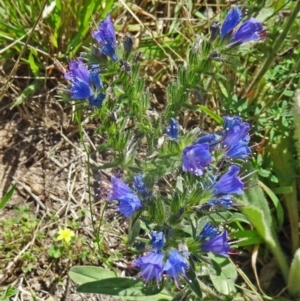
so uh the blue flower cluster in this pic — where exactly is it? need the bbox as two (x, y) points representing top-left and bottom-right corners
(64, 14), (118, 107)
(133, 226), (230, 286)
(180, 116), (251, 172)
(218, 5), (266, 45)
(133, 231), (189, 288)
(167, 115), (249, 212)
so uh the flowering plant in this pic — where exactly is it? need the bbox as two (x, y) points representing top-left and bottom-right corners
(60, 6), (290, 300)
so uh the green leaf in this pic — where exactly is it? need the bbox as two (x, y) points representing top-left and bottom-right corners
(198, 105), (223, 124)
(77, 277), (165, 297)
(208, 254), (237, 295)
(128, 218), (141, 245)
(69, 266), (116, 285)
(258, 180), (284, 230)
(229, 229), (264, 247)
(272, 186), (293, 194)
(0, 184), (16, 210)
(239, 163), (289, 281)
(13, 81), (42, 107)
(288, 248), (300, 298)
(0, 285), (18, 301)
(28, 50), (39, 76)
(185, 257), (202, 298)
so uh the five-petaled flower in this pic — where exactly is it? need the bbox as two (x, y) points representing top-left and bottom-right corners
(163, 249), (189, 288)
(109, 176), (142, 218)
(233, 18), (264, 44)
(220, 5), (265, 45)
(212, 165), (244, 195)
(65, 59), (105, 108)
(182, 143), (212, 176)
(221, 5), (243, 38)
(201, 230), (230, 257)
(222, 116), (251, 159)
(133, 251), (164, 286)
(57, 228), (75, 243)
(92, 14), (118, 62)
(198, 222), (218, 240)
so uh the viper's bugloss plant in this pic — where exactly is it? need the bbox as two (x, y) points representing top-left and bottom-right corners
(61, 7), (274, 300)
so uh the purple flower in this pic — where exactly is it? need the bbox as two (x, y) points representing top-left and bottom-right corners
(212, 165), (244, 195)
(182, 143), (212, 176)
(196, 134), (221, 151)
(222, 116), (251, 158)
(65, 59), (90, 83)
(69, 79), (93, 100)
(223, 116), (243, 130)
(65, 60), (104, 108)
(199, 222), (218, 240)
(196, 195), (235, 212)
(233, 18), (263, 44)
(151, 231), (164, 251)
(222, 117), (250, 148)
(133, 174), (151, 198)
(133, 251), (164, 285)
(163, 249), (189, 288)
(226, 138), (251, 159)
(201, 231), (230, 257)
(92, 14), (118, 62)
(166, 118), (179, 140)
(221, 5), (243, 38)
(109, 176), (142, 218)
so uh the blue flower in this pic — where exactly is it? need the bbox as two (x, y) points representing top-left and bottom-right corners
(222, 116), (250, 148)
(222, 116), (251, 159)
(69, 79), (93, 100)
(65, 59), (90, 83)
(163, 249), (189, 288)
(133, 174), (151, 198)
(65, 60), (104, 108)
(226, 138), (251, 159)
(201, 231), (230, 257)
(166, 118), (179, 140)
(212, 165), (244, 195)
(133, 251), (164, 285)
(109, 176), (142, 218)
(221, 5), (243, 38)
(88, 93), (105, 108)
(89, 64), (103, 90)
(196, 133), (221, 151)
(182, 143), (212, 176)
(233, 18), (263, 44)
(151, 231), (165, 251)
(199, 222), (218, 240)
(92, 14), (118, 62)
(196, 195), (235, 212)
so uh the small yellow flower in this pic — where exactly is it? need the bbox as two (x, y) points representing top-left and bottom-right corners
(57, 228), (75, 243)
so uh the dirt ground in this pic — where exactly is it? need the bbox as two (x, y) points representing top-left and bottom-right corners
(0, 85), (126, 300)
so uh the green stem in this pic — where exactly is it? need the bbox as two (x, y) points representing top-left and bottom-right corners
(245, 0), (300, 97)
